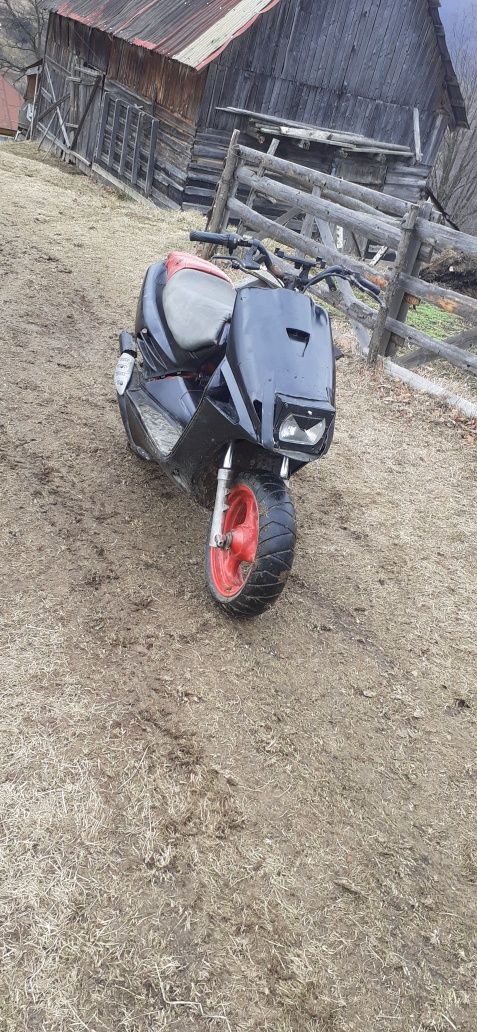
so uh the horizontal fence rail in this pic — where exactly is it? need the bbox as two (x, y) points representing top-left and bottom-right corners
(203, 134), (477, 384)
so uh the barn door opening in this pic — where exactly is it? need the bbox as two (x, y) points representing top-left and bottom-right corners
(34, 58), (103, 165)
(68, 66), (104, 164)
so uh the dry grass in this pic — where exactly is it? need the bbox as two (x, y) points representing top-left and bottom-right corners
(0, 142), (476, 1032)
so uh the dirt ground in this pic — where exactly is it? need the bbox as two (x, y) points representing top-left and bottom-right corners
(0, 144), (476, 1032)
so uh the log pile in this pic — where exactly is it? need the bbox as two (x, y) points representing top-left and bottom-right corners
(422, 249), (477, 299)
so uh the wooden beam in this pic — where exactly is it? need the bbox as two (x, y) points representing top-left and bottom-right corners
(202, 129), (241, 257)
(145, 118), (159, 196)
(396, 328), (477, 370)
(253, 122), (413, 155)
(416, 218), (477, 259)
(131, 111), (144, 186)
(413, 108), (422, 163)
(218, 108), (412, 153)
(238, 145), (411, 218)
(383, 359), (477, 419)
(367, 207), (420, 364)
(384, 318), (477, 375)
(398, 274), (477, 324)
(107, 100), (121, 167)
(227, 197), (389, 291)
(34, 91), (69, 125)
(236, 167), (403, 248)
(119, 104), (133, 177)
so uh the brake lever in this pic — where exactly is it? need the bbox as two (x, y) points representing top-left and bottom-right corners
(349, 276), (384, 306)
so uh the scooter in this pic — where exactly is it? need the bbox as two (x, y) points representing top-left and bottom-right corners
(115, 231), (380, 616)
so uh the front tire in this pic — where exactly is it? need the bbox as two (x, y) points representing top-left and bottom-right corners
(205, 472), (296, 617)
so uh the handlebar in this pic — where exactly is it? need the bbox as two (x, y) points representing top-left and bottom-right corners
(307, 265), (381, 299)
(354, 274), (381, 298)
(190, 230), (275, 271)
(189, 231), (381, 298)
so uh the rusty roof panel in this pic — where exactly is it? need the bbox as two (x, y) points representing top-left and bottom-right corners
(44, 0), (283, 69)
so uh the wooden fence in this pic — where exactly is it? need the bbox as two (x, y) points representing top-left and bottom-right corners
(203, 132), (477, 384)
(33, 56), (194, 208)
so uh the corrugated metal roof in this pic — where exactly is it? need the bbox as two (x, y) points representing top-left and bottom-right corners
(45, 0), (282, 70)
(41, 0), (468, 128)
(175, 0), (281, 69)
(0, 75), (22, 133)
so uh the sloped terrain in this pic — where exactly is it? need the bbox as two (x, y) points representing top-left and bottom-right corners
(0, 144), (476, 1032)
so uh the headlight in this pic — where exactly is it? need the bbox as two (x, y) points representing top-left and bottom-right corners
(279, 414), (326, 446)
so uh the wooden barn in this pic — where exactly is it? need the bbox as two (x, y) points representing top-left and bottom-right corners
(34, 0), (467, 210)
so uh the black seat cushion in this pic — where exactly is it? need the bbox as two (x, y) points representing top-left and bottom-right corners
(162, 269), (236, 351)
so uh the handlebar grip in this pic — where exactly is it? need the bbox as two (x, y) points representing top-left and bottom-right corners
(189, 231), (228, 245)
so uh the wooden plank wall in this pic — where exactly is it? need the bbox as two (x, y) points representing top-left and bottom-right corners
(183, 130), (433, 213)
(199, 0), (449, 152)
(95, 88), (196, 207)
(36, 15), (203, 208)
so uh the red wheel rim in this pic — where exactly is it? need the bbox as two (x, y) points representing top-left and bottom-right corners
(210, 484), (259, 598)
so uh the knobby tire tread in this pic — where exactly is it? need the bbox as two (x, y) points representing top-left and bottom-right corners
(205, 472), (296, 617)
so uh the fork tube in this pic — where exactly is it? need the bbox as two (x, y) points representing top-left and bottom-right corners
(209, 445), (234, 548)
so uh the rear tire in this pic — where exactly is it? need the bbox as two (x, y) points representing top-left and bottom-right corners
(205, 472), (296, 617)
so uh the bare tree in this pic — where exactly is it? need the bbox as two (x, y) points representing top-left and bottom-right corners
(0, 0), (46, 76)
(431, 10), (477, 232)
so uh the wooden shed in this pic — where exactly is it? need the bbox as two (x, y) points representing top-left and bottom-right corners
(0, 75), (22, 138)
(34, 0), (467, 209)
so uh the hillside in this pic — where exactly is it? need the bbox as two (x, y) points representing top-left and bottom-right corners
(1, 143), (476, 1032)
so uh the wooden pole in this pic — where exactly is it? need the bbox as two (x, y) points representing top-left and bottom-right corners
(238, 144), (411, 217)
(384, 359), (477, 419)
(238, 136), (279, 234)
(397, 274), (477, 324)
(236, 167), (403, 248)
(367, 206), (420, 364)
(202, 128), (241, 257)
(413, 108), (422, 164)
(385, 200), (434, 358)
(395, 327), (477, 370)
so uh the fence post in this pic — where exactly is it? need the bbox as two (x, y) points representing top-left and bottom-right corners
(367, 205), (420, 365)
(238, 136), (279, 234)
(202, 128), (241, 257)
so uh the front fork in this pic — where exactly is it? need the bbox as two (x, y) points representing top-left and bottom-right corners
(209, 446), (290, 549)
(209, 444), (234, 548)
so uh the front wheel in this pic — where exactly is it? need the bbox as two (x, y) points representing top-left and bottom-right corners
(205, 472), (296, 617)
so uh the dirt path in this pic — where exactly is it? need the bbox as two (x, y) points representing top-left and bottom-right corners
(1, 145), (476, 1032)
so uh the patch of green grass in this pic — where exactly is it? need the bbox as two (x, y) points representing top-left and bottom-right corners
(407, 301), (464, 341)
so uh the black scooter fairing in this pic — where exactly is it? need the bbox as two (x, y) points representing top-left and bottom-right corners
(121, 272), (336, 505)
(155, 287), (336, 497)
(227, 287), (335, 451)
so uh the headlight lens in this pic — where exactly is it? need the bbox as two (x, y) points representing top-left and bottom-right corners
(279, 414), (326, 446)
